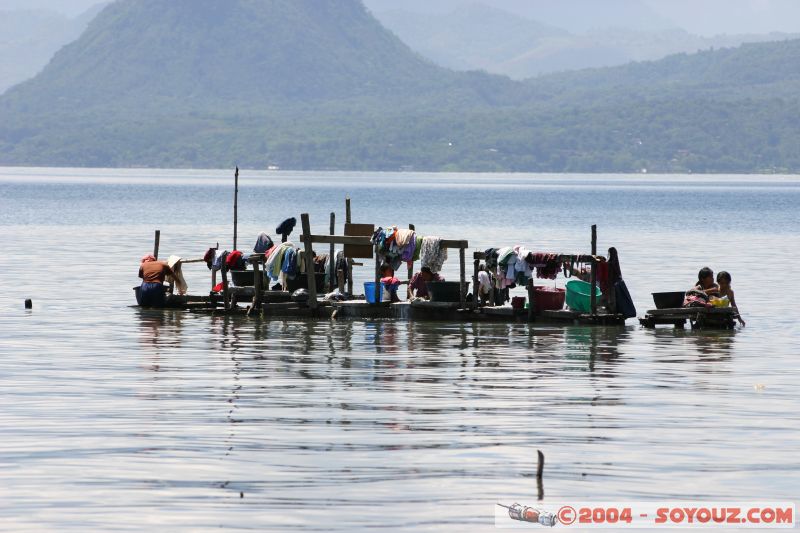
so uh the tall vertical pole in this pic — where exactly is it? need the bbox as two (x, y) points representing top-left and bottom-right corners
(459, 246), (466, 309)
(590, 225), (598, 316)
(473, 255), (480, 309)
(153, 229), (161, 260)
(233, 166), (239, 251)
(407, 224), (416, 299)
(345, 196), (353, 297)
(329, 212), (335, 293)
(374, 254), (382, 305)
(300, 214), (318, 312)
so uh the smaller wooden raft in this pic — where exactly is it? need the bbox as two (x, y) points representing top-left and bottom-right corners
(639, 307), (739, 329)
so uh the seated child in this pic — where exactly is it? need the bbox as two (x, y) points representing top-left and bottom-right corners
(379, 263), (405, 303)
(716, 271), (745, 326)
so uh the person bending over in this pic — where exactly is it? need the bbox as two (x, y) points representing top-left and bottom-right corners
(138, 255), (174, 307)
(407, 266), (442, 300)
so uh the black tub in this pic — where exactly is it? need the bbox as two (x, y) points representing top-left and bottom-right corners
(652, 291), (685, 309)
(427, 281), (469, 303)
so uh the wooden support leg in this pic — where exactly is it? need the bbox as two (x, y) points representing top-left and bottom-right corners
(527, 281), (536, 322)
(222, 263), (230, 312)
(249, 259), (262, 316)
(300, 214), (318, 313)
(472, 258), (480, 309)
(329, 212), (335, 293)
(459, 247), (466, 309)
(374, 254), (381, 304)
(590, 225), (598, 316)
(346, 197), (353, 297)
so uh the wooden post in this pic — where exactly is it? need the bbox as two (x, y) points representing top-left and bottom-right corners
(407, 224), (416, 281)
(459, 246), (466, 309)
(222, 260), (230, 311)
(537, 450), (545, 501)
(300, 213), (318, 311)
(329, 212), (335, 293)
(374, 253), (381, 304)
(233, 167), (239, 251)
(590, 225), (598, 316)
(251, 257), (262, 315)
(527, 280), (537, 322)
(345, 197), (353, 297)
(406, 223), (416, 299)
(153, 230), (160, 259)
(472, 257), (480, 309)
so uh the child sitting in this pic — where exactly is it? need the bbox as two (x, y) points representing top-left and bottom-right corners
(716, 271), (746, 326)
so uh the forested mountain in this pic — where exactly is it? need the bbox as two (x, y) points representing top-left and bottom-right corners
(0, 0), (799, 173)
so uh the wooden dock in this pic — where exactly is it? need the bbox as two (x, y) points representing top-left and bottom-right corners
(136, 199), (628, 327)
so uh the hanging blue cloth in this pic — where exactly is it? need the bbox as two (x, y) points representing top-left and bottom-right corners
(281, 247), (298, 280)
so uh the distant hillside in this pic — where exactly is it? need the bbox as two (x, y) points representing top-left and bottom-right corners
(376, 4), (567, 72)
(1, 0), (800, 173)
(0, 0), (502, 109)
(373, 3), (800, 79)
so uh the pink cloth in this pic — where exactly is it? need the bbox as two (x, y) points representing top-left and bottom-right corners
(141, 254), (156, 264)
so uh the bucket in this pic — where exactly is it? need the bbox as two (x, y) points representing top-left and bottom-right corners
(364, 282), (386, 304)
(427, 281), (468, 302)
(533, 286), (565, 312)
(565, 280), (602, 313)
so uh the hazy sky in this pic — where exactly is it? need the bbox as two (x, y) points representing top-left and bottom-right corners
(364, 0), (800, 36)
(646, 0), (800, 35)
(0, 0), (100, 16)
(4, 0), (800, 36)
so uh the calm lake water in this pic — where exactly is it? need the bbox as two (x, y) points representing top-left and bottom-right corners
(0, 168), (798, 531)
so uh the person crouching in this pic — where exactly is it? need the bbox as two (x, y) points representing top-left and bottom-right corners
(138, 255), (174, 307)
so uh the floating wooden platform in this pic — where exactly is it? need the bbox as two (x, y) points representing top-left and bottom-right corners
(639, 307), (738, 329)
(137, 289), (627, 325)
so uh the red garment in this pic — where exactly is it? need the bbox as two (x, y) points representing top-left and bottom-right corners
(225, 250), (243, 268)
(529, 252), (560, 280)
(597, 261), (610, 293)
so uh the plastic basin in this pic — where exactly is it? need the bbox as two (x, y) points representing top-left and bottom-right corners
(364, 282), (386, 304)
(534, 287), (565, 312)
(565, 280), (602, 313)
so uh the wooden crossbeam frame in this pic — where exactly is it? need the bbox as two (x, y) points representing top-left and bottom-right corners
(472, 225), (604, 319)
(300, 216), (469, 308)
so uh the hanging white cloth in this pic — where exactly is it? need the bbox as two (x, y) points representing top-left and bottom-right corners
(167, 255), (188, 295)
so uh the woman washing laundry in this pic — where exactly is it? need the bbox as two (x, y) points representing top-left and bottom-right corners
(407, 266), (443, 300)
(138, 255), (174, 307)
